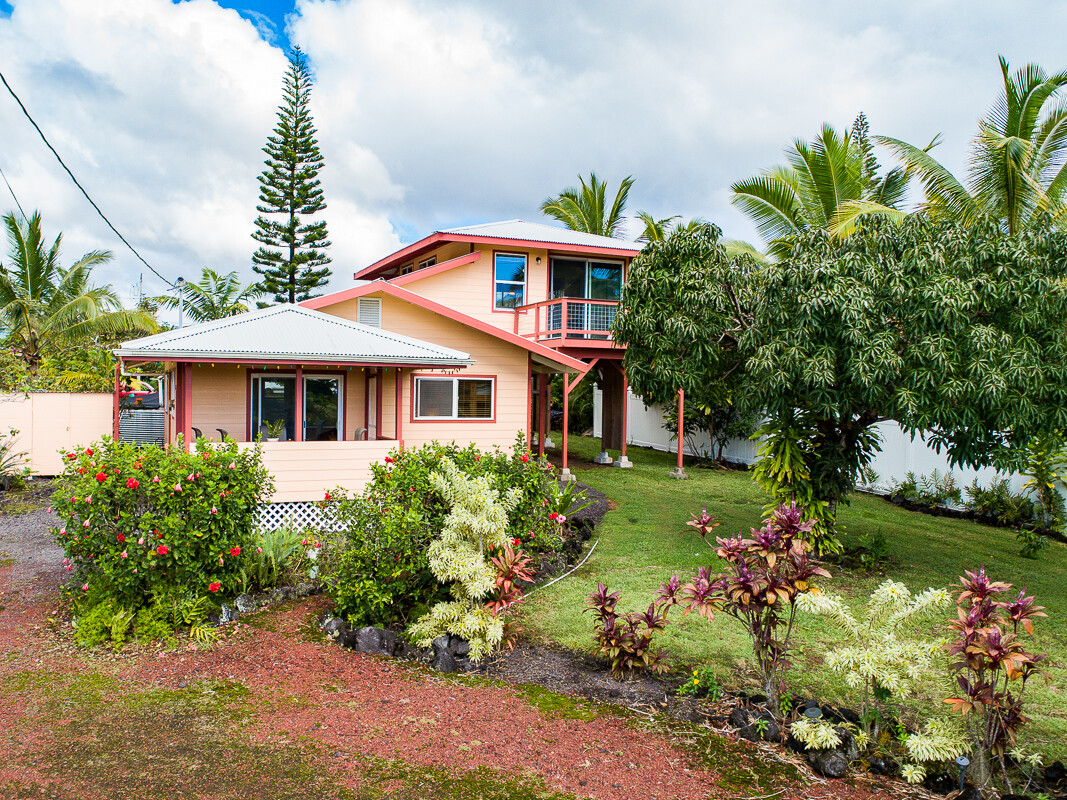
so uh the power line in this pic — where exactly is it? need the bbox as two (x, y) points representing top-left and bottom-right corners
(0, 163), (27, 223)
(0, 68), (175, 287)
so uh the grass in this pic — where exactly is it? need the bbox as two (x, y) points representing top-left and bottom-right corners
(525, 435), (1067, 760)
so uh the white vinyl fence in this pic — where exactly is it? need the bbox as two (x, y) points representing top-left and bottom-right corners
(594, 387), (1060, 503)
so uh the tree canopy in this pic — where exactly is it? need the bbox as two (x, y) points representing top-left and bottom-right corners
(152, 267), (261, 323)
(614, 217), (1067, 538)
(252, 46), (332, 303)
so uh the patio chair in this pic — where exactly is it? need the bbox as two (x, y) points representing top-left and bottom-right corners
(216, 428), (229, 440)
(191, 427), (202, 439)
(354, 427), (368, 441)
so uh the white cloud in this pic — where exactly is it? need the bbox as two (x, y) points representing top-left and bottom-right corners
(2, 0), (1067, 308)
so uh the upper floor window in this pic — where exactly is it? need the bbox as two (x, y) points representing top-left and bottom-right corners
(494, 253), (526, 310)
(418, 256), (437, 270)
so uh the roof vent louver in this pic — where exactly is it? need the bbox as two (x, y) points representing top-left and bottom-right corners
(357, 297), (382, 328)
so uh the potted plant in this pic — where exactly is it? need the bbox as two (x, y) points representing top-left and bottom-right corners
(265, 419), (286, 442)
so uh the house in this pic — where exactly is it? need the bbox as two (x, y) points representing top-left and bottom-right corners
(114, 220), (642, 513)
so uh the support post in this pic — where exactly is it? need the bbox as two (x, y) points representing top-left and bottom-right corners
(112, 359), (122, 441)
(294, 365), (303, 441)
(543, 373), (554, 449)
(614, 370), (632, 468)
(375, 369), (384, 441)
(560, 372), (575, 483)
(669, 388), (688, 479)
(395, 367), (403, 449)
(526, 366), (533, 450)
(537, 374), (546, 457)
(182, 363), (193, 452)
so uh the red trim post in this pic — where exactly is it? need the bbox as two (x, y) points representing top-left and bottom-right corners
(375, 369), (384, 441)
(561, 374), (570, 472)
(536, 375), (545, 457)
(677, 389), (684, 471)
(294, 365), (303, 441)
(620, 371), (629, 459)
(395, 367), (403, 449)
(112, 359), (121, 441)
(363, 370), (370, 434)
(526, 357), (533, 449)
(182, 363), (193, 451)
(341, 369), (348, 441)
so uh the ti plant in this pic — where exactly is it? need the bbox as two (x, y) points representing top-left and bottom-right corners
(796, 579), (951, 741)
(486, 544), (535, 651)
(944, 567), (1047, 791)
(666, 501), (830, 714)
(584, 581), (677, 678)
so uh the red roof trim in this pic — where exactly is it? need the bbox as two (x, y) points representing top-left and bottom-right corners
(354, 231), (640, 280)
(302, 282), (590, 374)
(392, 250), (482, 286)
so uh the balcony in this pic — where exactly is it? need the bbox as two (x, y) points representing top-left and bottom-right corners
(513, 298), (620, 349)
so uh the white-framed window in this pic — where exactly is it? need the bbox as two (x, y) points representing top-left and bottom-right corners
(414, 376), (494, 420)
(418, 256), (437, 270)
(399, 263), (414, 275)
(357, 297), (382, 327)
(494, 253), (526, 310)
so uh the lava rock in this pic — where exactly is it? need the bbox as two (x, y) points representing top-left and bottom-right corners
(668, 699), (707, 724)
(355, 627), (398, 657)
(820, 704), (861, 726)
(294, 582), (316, 597)
(807, 749), (848, 778)
(219, 604), (237, 623)
(785, 734), (807, 754)
(449, 636), (470, 657)
(730, 708), (780, 743)
(235, 593), (255, 614)
(865, 756), (897, 776)
(1046, 761), (1066, 783)
(431, 647), (458, 674)
(323, 617), (348, 642)
(922, 770), (956, 794)
(833, 726), (860, 762)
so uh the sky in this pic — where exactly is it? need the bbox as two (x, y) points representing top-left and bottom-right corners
(1, 0), (1066, 309)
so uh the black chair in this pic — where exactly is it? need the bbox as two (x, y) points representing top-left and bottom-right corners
(216, 428), (229, 440)
(191, 426), (202, 439)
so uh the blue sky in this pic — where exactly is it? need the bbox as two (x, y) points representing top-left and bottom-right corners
(3, 0), (1067, 301)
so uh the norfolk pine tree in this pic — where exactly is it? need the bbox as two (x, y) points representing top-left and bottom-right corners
(252, 46), (332, 303)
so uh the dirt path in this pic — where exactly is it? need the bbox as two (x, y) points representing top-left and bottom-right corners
(0, 504), (894, 800)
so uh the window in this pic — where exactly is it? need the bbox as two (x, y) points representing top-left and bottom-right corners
(357, 297), (382, 327)
(251, 375), (296, 440)
(494, 253), (526, 310)
(418, 256), (436, 270)
(414, 376), (494, 420)
(399, 263), (414, 275)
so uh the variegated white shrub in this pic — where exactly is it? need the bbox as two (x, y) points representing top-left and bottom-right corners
(408, 459), (520, 661)
(791, 717), (842, 750)
(796, 579), (950, 738)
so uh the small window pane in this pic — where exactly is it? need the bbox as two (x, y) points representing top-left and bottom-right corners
(416, 379), (454, 418)
(589, 263), (623, 301)
(458, 379), (493, 419)
(494, 283), (524, 309)
(494, 254), (526, 283)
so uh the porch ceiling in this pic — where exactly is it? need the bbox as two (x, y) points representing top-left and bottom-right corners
(114, 304), (474, 367)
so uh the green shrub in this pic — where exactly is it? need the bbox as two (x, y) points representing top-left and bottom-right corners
(677, 666), (722, 700)
(320, 436), (559, 628)
(52, 437), (273, 633)
(243, 526), (309, 591)
(964, 477), (1035, 527)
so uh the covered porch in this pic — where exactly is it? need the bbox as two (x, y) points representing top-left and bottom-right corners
(114, 304), (476, 502)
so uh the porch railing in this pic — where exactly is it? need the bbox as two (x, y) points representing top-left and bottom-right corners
(513, 298), (618, 343)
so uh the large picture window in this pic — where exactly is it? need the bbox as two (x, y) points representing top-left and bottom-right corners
(414, 376), (494, 420)
(494, 253), (526, 310)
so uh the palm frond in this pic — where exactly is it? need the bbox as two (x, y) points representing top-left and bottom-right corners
(828, 200), (910, 238)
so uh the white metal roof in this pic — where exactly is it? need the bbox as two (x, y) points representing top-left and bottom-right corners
(115, 304), (473, 366)
(441, 219), (643, 252)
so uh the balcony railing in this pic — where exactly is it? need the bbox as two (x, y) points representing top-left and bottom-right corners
(513, 298), (619, 345)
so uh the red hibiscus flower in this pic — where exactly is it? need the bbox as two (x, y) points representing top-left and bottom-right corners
(156, 545), (169, 555)
(511, 538), (520, 546)
(384, 456), (393, 464)
(66, 452), (76, 460)
(84, 448), (94, 456)
(521, 454), (530, 463)
(116, 533), (125, 543)
(126, 478), (139, 489)
(229, 547), (241, 557)
(208, 582), (221, 593)
(548, 512), (558, 520)
(95, 472), (107, 482)
(323, 491), (331, 502)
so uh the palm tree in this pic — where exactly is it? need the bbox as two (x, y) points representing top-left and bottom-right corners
(152, 267), (262, 323)
(540, 172), (634, 238)
(635, 211), (709, 243)
(730, 113), (911, 255)
(0, 212), (157, 367)
(876, 56), (1067, 235)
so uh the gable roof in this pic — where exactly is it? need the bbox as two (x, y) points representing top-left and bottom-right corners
(354, 219), (642, 280)
(114, 304), (473, 367)
(301, 281), (590, 375)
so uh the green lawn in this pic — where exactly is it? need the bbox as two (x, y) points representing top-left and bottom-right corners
(525, 436), (1067, 760)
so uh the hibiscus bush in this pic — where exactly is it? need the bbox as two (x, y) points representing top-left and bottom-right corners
(51, 437), (273, 616)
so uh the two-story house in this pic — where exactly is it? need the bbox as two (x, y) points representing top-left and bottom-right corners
(115, 220), (642, 513)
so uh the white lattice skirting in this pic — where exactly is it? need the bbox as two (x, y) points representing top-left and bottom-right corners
(256, 502), (344, 532)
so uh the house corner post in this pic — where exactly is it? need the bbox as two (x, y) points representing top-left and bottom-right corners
(560, 373), (575, 483)
(669, 388), (688, 479)
(294, 365), (303, 441)
(112, 359), (122, 441)
(182, 362), (193, 452)
(536, 374), (546, 457)
(613, 368), (632, 469)
(395, 367), (403, 450)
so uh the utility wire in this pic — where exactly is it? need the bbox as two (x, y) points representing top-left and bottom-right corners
(0, 68), (175, 287)
(0, 163), (27, 223)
